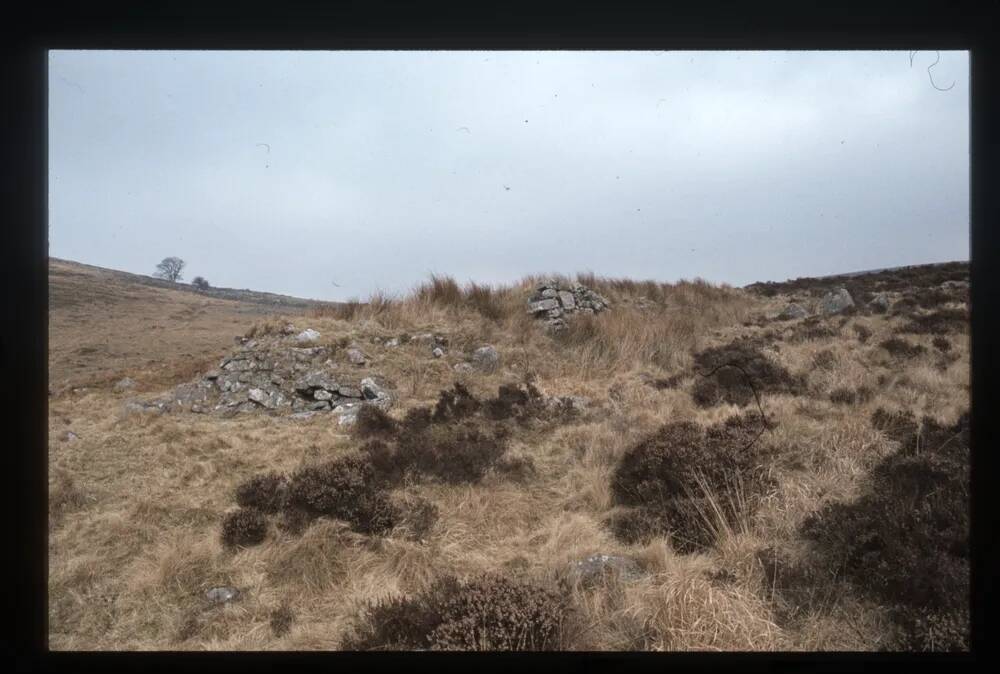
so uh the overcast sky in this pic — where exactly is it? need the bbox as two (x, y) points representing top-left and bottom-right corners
(48, 50), (969, 301)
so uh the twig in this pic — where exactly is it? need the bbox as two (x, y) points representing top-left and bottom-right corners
(692, 360), (771, 453)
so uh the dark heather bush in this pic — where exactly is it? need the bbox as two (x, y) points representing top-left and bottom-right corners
(221, 508), (268, 548)
(690, 341), (804, 408)
(812, 349), (838, 372)
(401, 406), (433, 434)
(913, 288), (954, 309)
(409, 423), (507, 484)
(801, 411), (969, 651)
(649, 373), (685, 390)
(276, 506), (312, 535)
(270, 604), (294, 637)
(755, 545), (841, 627)
(345, 574), (567, 651)
(787, 317), (840, 343)
(286, 454), (397, 535)
(234, 471), (288, 513)
(879, 337), (927, 359)
(353, 405), (398, 439)
(485, 382), (544, 421)
(829, 388), (857, 405)
(852, 324), (873, 343)
(890, 297), (919, 316)
(896, 307), (969, 335)
(360, 439), (405, 486)
(871, 408), (921, 448)
(609, 414), (776, 553)
(493, 455), (537, 482)
(432, 383), (482, 423)
(932, 336), (952, 352)
(605, 508), (664, 545)
(830, 384), (874, 406)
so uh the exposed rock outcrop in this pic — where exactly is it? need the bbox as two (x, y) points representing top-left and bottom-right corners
(527, 281), (610, 331)
(122, 331), (396, 419)
(818, 288), (855, 315)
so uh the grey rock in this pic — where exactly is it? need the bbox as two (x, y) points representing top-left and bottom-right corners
(818, 288), (855, 315)
(295, 328), (321, 344)
(289, 346), (326, 362)
(360, 377), (389, 401)
(557, 290), (576, 310)
(528, 298), (560, 314)
(471, 345), (500, 373)
(113, 377), (136, 393)
(869, 293), (891, 312)
(295, 371), (338, 393)
(172, 382), (212, 407)
(332, 402), (363, 426)
(569, 554), (644, 586)
(546, 395), (589, 413)
(248, 388), (270, 406)
(205, 586), (240, 604)
(778, 303), (808, 320)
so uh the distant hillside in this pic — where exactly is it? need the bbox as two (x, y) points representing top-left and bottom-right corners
(743, 260), (969, 298)
(49, 257), (340, 310)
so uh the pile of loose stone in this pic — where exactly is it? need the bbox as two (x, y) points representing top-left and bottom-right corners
(123, 326), (394, 425)
(526, 281), (611, 331)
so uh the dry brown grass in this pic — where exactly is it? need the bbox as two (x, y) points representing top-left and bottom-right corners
(48, 261), (969, 651)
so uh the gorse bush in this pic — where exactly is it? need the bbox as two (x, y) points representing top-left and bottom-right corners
(220, 508), (268, 548)
(801, 411), (969, 650)
(344, 574), (567, 651)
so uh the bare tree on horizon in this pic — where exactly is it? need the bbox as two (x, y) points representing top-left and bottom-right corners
(154, 257), (185, 282)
